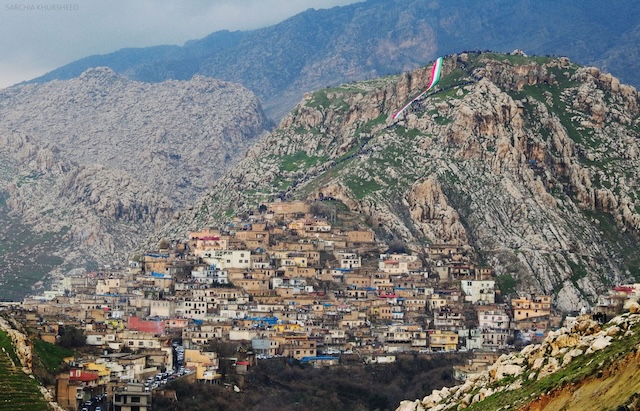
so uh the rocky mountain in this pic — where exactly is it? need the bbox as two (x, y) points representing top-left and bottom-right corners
(166, 52), (640, 311)
(0, 70), (270, 296)
(26, 0), (640, 119)
(396, 308), (640, 411)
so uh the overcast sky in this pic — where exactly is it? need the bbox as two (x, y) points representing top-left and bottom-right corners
(0, 0), (362, 89)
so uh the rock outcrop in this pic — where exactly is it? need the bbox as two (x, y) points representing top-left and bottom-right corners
(168, 52), (640, 311)
(395, 311), (640, 411)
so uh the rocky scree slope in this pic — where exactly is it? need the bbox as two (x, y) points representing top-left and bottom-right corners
(27, 0), (640, 119)
(0, 68), (270, 271)
(169, 52), (640, 311)
(396, 309), (640, 411)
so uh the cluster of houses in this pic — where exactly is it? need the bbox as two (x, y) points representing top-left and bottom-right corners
(14, 200), (594, 410)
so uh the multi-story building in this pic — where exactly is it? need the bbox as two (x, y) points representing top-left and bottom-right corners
(428, 330), (458, 352)
(335, 251), (362, 269)
(511, 295), (551, 321)
(477, 306), (510, 330)
(433, 307), (465, 331)
(113, 383), (151, 411)
(201, 250), (252, 269)
(191, 266), (229, 285)
(461, 280), (495, 304)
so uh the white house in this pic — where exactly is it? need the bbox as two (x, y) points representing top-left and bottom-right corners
(461, 280), (495, 304)
(202, 250), (252, 269)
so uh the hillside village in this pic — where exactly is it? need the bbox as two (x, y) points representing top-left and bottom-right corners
(4, 199), (640, 411)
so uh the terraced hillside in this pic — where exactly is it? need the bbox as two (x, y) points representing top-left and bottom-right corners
(0, 330), (49, 411)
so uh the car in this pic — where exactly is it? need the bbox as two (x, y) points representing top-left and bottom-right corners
(96, 407), (102, 411)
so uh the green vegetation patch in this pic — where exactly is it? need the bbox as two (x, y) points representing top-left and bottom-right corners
(344, 175), (382, 200)
(32, 338), (74, 374)
(566, 258), (589, 285)
(496, 274), (518, 295)
(305, 89), (350, 112)
(395, 126), (422, 139)
(279, 151), (328, 172)
(0, 329), (21, 366)
(15, 171), (44, 188)
(355, 114), (387, 136)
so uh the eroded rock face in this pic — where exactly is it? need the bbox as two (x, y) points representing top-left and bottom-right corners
(171, 53), (640, 311)
(407, 177), (468, 244)
(0, 69), (270, 269)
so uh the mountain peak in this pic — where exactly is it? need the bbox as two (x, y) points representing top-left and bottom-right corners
(26, 0), (640, 120)
(78, 66), (121, 82)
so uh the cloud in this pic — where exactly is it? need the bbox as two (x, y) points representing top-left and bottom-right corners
(0, 0), (362, 88)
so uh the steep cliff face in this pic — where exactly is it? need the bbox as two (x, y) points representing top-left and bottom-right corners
(396, 309), (640, 411)
(0, 69), (270, 281)
(172, 53), (640, 311)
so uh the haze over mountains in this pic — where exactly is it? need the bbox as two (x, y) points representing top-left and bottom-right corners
(27, 0), (640, 119)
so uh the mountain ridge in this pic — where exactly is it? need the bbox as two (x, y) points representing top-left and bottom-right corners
(23, 0), (640, 119)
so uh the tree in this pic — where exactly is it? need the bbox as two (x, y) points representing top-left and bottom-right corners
(58, 326), (86, 348)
